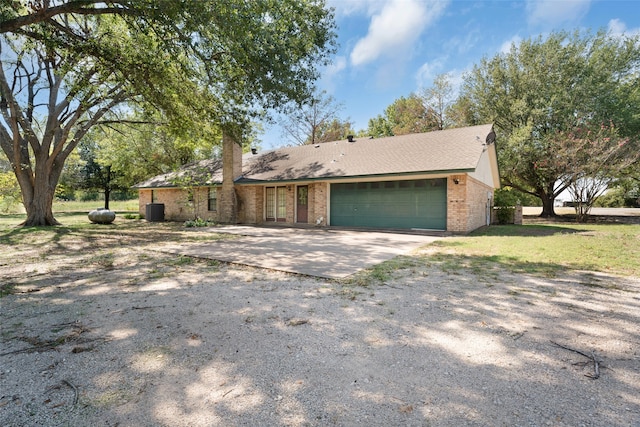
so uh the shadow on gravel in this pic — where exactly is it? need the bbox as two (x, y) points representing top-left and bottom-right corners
(1, 220), (639, 426)
(1, 245), (639, 426)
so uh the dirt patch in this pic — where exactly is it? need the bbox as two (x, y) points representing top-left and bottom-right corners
(1, 221), (639, 426)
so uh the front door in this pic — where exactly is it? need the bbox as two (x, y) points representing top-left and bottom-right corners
(297, 185), (308, 223)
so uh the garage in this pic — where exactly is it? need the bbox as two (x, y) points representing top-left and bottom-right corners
(330, 178), (447, 230)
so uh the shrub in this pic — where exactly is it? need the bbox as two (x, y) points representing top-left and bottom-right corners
(494, 206), (515, 224)
(595, 187), (625, 207)
(184, 217), (215, 228)
(79, 190), (100, 201)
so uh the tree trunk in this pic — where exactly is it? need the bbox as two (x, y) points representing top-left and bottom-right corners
(19, 155), (64, 226)
(104, 166), (112, 210)
(23, 182), (60, 226)
(104, 188), (110, 210)
(539, 192), (557, 218)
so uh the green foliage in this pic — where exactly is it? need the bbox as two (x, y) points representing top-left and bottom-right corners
(79, 191), (100, 202)
(446, 95), (480, 128)
(460, 29), (640, 216)
(0, 171), (21, 213)
(492, 190), (517, 224)
(495, 187), (539, 207)
(494, 207), (515, 225)
(368, 74), (461, 137)
(367, 115), (395, 138)
(184, 218), (216, 228)
(494, 188), (520, 207)
(367, 93), (438, 137)
(1, 0), (337, 226)
(595, 187), (626, 207)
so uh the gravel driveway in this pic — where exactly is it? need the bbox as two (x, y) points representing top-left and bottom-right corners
(161, 225), (445, 278)
(1, 225), (639, 427)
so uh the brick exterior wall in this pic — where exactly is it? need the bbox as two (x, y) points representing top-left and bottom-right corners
(138, 189), (152, 215)
(233, 182), (328, 226)
(218, 133), (243, 224)
(447, 174), (493, 234)
(236, 185), (261, 224)
(138, 187), (221, 222)
(140, 176), (490, 232)
(309, 182), (328, 226)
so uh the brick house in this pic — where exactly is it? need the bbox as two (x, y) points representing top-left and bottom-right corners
(134, 124), (500, 234)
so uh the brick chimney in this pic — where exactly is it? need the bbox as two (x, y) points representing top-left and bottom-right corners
(218, 130), (242, 223)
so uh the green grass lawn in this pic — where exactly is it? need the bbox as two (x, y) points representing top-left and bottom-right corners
(430, 223), (640, 277)
(1, 210), (638, 279)
(53, 199), (139, 213)
(0, 200), (139, 227)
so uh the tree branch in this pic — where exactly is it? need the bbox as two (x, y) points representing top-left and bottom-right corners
(0, 1), (136, 34)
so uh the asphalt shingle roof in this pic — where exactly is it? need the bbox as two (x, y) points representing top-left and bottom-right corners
(134, 124), (495, 188)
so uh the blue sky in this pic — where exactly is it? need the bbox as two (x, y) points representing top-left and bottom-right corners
(262, 0), (640, 148)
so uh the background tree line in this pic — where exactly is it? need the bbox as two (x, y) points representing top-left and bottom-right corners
(0, 2), (638, 222)
(283, 30), (639, 218)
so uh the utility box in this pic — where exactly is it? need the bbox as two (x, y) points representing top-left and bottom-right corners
(145, 203), (165, 222)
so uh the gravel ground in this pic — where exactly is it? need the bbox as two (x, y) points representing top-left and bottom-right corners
(1, 233), (640, 426)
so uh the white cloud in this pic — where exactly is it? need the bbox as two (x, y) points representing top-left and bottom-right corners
(499, 35), (522, 54)
(415, 58), (446, 88)
(325, 55), (347, 77)
(320, 56), (348, 91)
(608, 18), (627, 36)
(329, 0), (380, 16)
(415, 65), (467, 99)
(608, 18), (640, 37)
(525, 0), (591, 28)
(349, 0), (449, 67)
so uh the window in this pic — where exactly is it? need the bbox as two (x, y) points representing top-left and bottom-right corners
(208, 187), (217, 211)
(266, 186), (287, 221)
(266, 187), (276, 220)
(277, 187), (287, 220)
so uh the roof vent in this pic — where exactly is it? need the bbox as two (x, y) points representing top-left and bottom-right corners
(251, 148), (257, 155)
(347, 135), (355, 142)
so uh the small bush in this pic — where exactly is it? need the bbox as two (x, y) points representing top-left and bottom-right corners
(595, 187), (625, 207)
(123, 213), (142, 220)
(111, 190), (138, 201)
(54, 185), (76, 201)
(79, 190), (100, 201)
(184, 217), (215, 228)
(494, 206), (515, 224)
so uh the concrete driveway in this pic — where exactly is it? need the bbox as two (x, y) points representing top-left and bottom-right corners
(160, 226), (445, 279)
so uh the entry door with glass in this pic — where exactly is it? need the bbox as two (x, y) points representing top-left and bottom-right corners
(296, 185), (308, 223)
(266, 186), (287, 222)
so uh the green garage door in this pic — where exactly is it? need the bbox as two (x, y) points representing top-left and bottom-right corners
(330, 178), (447, 230)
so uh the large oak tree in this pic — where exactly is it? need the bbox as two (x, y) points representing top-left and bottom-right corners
(0, 0), (336, 225)
(460, 30), (640, 216)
